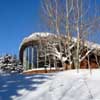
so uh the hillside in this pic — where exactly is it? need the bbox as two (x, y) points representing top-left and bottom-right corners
(0, 69), (100, 100)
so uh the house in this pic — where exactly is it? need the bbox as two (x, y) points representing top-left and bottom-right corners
(19, 32), (100, 73)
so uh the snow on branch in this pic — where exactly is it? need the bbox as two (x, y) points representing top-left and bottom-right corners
(79, 48), (94, 62)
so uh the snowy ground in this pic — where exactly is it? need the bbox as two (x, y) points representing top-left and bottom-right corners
(0, 69), (100, 100)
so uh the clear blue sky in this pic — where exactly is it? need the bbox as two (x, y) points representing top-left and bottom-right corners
(0, 0), (45, 56)
(0, 0), (100, 56)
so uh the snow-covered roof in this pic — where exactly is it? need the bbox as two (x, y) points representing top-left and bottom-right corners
(19, 32), (56, 49)
(85, 40), (100, 50)
(72, 37), (100, 50)
(27, 32), (52, 39)
(24, 32), (55, 41)
(19, 32), (100, 51)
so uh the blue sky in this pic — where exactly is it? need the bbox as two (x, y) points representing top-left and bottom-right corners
(0, 0), (100, 56)
(0, 0), (44, 56)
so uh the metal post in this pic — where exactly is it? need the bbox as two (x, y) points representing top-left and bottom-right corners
(37, 46), (39, 68)
(27, 47), (29, 70)
(31, 46), (34, 69)
(23, 49), (26, 70)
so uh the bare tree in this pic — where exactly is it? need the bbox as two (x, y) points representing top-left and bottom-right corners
(41, 0), (100, 71)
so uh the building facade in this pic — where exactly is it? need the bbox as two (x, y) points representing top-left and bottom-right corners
(19, 32), (100, 72)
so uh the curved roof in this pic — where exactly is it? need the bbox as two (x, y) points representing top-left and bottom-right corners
(20, 32), (100, 50)
(19, 32), (59, 62)
(19, 32), (57, 49)
(19, 32), (100, 63)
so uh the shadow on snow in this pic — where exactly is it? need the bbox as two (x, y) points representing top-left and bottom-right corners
(0, 72), (53, 100)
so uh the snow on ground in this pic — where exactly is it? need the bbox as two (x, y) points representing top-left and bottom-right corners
(0, 71), (54, 100)
(1, 69), (100, 100)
